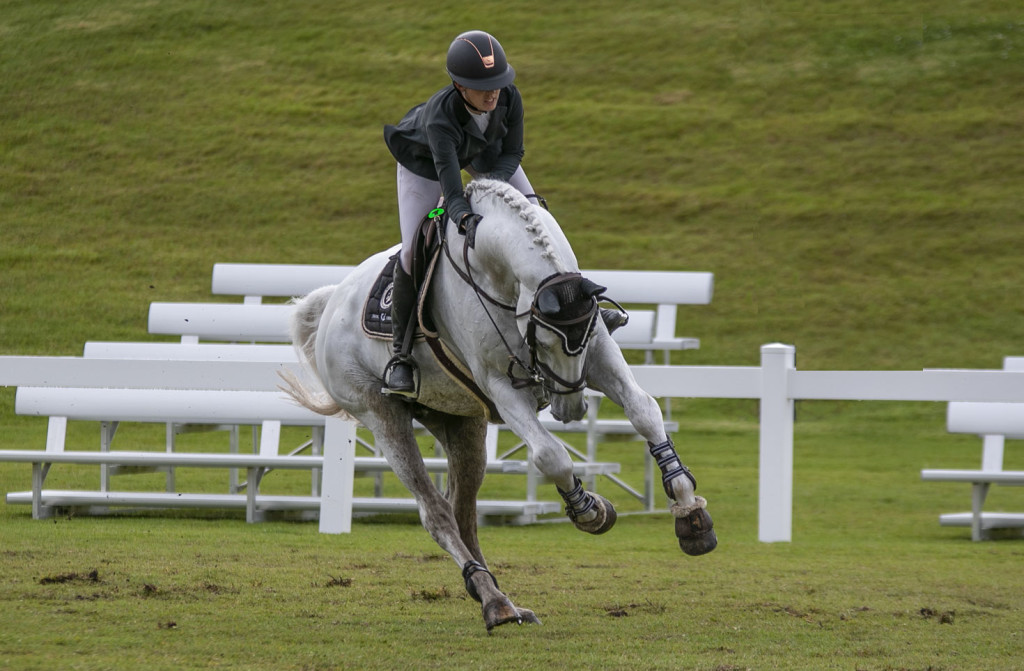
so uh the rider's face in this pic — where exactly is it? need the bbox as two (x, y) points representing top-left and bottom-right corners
(455, 84), (499, 113)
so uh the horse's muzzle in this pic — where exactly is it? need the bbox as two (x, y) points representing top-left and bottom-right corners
(549, 395), (587, 423)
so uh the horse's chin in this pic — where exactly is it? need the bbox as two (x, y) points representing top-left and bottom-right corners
(549, 394), (587, 424)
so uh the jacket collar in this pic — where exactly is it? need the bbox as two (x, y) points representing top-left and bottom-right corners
(453, 86), (508, 140)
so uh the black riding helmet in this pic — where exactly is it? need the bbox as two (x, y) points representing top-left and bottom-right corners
(446, 30), (515, 90)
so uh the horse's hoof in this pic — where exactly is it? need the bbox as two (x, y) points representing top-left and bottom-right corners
(516, 608), (542, 626)
(483, 600), (541, 631)
(572, 493), (617, 535)
(675, 506), (717, 556)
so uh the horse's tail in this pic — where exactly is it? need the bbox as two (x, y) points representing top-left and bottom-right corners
(279, 285), (353, 419)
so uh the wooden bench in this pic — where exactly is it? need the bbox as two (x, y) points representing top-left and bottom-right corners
(2, 384), (624, 527)
(921, 356), (1024, 540)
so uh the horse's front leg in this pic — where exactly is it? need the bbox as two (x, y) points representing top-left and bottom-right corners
(488, 383), (617, 535)
(585, 334), (717, 555)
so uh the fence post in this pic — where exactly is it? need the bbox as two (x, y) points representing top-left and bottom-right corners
(759, 343), (796, 542)
(319, 417), (356, 534)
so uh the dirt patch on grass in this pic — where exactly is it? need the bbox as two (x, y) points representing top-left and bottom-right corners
(411, 586), (451, 601)
(602, 600), (668, 617)
(38, 569), (99, 585)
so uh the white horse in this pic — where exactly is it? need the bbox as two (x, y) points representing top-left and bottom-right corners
(284, 179), (715, 630)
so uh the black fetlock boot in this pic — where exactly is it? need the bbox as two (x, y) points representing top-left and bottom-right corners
(383, 263), (418, 397)
(648, 439), (717, 556)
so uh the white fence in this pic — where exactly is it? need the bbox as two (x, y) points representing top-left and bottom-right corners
(4, 344), (1024, 542)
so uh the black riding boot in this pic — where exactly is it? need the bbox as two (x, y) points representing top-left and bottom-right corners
(384, 263), (418, 396)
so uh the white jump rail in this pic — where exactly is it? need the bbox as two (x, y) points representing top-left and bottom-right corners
(153, 268), (697, 508)
(7, 345), (1024, 542)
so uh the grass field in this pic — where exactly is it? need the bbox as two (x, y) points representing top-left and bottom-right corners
(2, 1), (1023, 669)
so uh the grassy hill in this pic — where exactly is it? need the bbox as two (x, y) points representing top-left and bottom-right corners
(1, 4), (1023, 669)
(2, 1), (1021, 370)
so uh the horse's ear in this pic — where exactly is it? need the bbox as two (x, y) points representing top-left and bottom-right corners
(580, 278), (606, 298)
(537, 288), (561, 315)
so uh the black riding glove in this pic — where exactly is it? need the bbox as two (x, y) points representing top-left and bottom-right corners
(458, 213), (483, 248)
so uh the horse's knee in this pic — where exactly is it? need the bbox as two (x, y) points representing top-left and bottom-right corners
(530, 442), (574, 486)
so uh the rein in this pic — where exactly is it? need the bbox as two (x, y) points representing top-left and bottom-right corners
(438, 215), (594, 396)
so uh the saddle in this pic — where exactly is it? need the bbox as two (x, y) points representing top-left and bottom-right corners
(360, 210), (503, 420)
(360, 211), (443, 340)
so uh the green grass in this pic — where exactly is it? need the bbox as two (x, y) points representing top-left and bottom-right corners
(2, 1), (1023, 668)
(1, 403), (1022, 669)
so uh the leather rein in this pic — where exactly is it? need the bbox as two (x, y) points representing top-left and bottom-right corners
(438, 215), (596, 396)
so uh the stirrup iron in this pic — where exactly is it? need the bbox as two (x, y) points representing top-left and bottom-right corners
(382, 355), (418, 398)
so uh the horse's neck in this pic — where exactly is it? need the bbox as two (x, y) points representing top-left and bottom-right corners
(471, 216), (572, 300)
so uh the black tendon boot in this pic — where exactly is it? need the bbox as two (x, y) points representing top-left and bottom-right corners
(383, 263), (418, 396)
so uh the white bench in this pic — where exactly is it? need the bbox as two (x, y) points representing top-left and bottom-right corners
(3, 384), (622, 527)
(149, 263), (711, 509)
(79, 341), (621, 489)
(211, 263), (358, 305)
(148, 296), (663, 351)
(209, 262), (714, 358)
(139, 306), (674, 508)
(921, 356), (1024, 540)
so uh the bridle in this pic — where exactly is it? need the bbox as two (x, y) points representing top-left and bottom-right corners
(440, 218), (598, 396)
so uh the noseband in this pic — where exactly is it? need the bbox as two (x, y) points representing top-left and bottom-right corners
(441, 221), (597, 396)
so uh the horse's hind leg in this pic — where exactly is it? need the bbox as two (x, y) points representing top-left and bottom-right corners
(416, 411), (540, 630)
(417, 412), (487, 560)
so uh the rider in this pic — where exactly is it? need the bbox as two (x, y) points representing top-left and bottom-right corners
(382, 30), (624, 397)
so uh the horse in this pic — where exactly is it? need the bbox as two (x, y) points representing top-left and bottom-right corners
(283, 179), (716, 630)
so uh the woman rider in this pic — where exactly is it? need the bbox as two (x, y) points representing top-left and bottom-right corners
(382, 30), (622, 397)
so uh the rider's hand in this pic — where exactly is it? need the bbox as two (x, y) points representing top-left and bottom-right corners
(457, 213), (482, 234)
(458, 213), (483, 247)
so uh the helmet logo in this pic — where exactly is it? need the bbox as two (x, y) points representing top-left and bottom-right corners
(459, 36), (496, 69)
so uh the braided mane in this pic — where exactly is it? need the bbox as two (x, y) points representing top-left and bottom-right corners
(464, 179), (560, 264)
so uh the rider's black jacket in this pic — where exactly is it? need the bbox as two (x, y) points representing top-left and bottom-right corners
(384, 84), (525, 225)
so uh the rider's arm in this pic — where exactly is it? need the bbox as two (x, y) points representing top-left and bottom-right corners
(486, 87), (525, 181)
(427, 123), (473, 225)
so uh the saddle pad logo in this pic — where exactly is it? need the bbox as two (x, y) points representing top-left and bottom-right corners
(361, 255), (400, 339)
